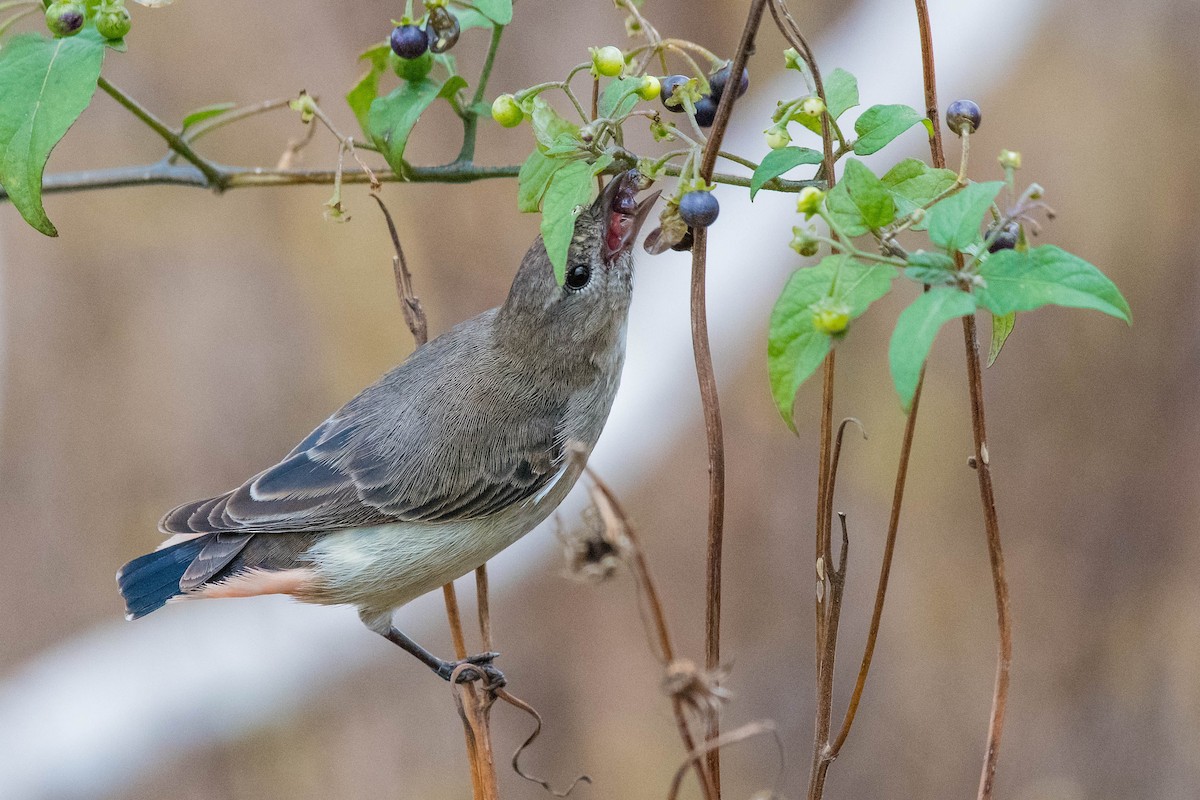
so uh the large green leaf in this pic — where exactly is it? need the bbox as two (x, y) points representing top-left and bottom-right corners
(517, 150), (561, 213)
(749, 146), (822, 199)
(598, 76), (639, 119)
(529, 96), (579, 151)
(768, 255), (895, 426)
(880, 158), (957, 228)
(926, 180), (1004, 253)
(852, 104), (924, 156)
(0, 32), (105, 236)
(368, 75), (466, 173)
(888, 286), (977, 411)
(470, 0), (512, 25)
(987, 312), (1015, 367)
(346, 42), (390, 136)
(540, 159), (596, 282)
(975, 245), (1131, 323)
(825, 159), (894, 236)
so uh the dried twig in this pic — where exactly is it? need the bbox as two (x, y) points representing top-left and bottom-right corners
(496, 688), (591, 797)
(666, 721), (784, 800)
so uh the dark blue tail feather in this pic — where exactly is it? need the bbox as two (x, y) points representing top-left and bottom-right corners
(117, 536), (212, 620)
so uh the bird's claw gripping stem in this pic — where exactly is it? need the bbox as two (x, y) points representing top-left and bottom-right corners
(440, 651), (506, 688)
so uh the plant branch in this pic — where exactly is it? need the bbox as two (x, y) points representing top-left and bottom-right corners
(97, 77), (224, 187)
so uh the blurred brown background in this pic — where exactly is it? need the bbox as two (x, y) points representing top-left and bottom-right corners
(2, 0), (1198, 798)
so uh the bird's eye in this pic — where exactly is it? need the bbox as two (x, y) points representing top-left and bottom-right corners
(565, 263), (591, 291)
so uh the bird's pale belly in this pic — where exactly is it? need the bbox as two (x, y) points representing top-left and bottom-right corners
(302, 461), (579, 612)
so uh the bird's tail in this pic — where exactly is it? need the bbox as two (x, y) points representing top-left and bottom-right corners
(116, 535), (213, 620)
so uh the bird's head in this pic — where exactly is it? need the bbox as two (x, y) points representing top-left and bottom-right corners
(498, 170), (659, 362)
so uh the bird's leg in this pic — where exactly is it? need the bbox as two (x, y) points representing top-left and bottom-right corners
(382, 626), (506, 687)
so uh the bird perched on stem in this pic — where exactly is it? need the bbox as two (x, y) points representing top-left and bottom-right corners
(117, 170), (659, 684)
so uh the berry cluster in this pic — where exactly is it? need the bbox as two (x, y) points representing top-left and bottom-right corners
(45, 0), (130, 40)
(660, 61), (749, 128)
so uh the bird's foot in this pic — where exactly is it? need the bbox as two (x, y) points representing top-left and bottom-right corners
(438, 651), (506, 688)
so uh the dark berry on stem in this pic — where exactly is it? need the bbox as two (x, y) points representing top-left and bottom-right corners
(660, 75), (689, 112)
(987, 223), (1019, 252)
(391, 24), (429, 59)
(692, 95), (718, 127)
(426, 6), (460, 53)
(946, 99), (982, 135)
(709, 62), (749, 100)
(679, 191), (719, 228)
(45, 1), (84, 37)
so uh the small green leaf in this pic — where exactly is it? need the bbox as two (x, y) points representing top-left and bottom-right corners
(181, 102), (237, 131)
(825, 159), (894, 236)
(904, 250), (957, 285)
(598, 76), (639, 119)
(540, 159), (595, 282)
(529, 96), (579, 151)
(750, 147), (822, 199)
(926, 180), (1004, 253)
(824, 68), (859, 120)
(470, 0), (513, 25)
(768, 255), (895, 426)
(975, 245), (1131, 323)
(852, 104), (925, 156)
(0, 32), (105, 236)
(880, 158), (957, 228)
(517, 150), (561, 213)
(346, 42), (391, 135)
(987, 312), (1015, 367)
(889, 286), (977, 411)
(368, 75), (466, 172)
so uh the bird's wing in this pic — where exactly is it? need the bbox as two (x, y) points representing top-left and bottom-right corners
(160, 315), (566, 535)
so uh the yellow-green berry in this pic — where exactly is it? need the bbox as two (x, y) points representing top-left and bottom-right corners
(796, 186), (825, 218)
(790, 226), (820, 257)
(811, 298), (851, 335)
(591, 46), (625, 78)
(799, 96), (825, 118)
(95, 4), (131, 40)
(999, 149), (1022, 170)
(636, 75), (661, 101)
(766, 125), (791, 150)
(390, 50), (433, 82)
(491, 94), (524, 128)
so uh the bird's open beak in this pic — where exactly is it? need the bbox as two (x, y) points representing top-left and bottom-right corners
(601, 170), (662, 263)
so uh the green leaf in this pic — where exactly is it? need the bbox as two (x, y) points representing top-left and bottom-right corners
(904, 250), (957, 285)
(824, 68), (859, 120)
(926, 180), (1003, 253)
(975, 245), (1131, 323)
(540, 159), (595, 282)
(749, 146), (822, 199)
(880, 158), (957, 228)
(852, 104), (925, 156)
(768, 255), (895, 426)
(368, 75), (466, 172)
(346, 42), (391, 135)
(598, 76), (639, 119)
(825, 159), (894, 236)
(0, 32), (105, 236)
(181, 102), (236, 131)
(470, 0), (512, 25)
(889, 286), (977, 411)
(987, 312), (1015, 367)
(529, 96), (579, 151)
(517, 150), (561, 213)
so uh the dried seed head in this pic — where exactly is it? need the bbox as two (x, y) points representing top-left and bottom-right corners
(558, 504), (626, 583)
(662, 658), (733, 719)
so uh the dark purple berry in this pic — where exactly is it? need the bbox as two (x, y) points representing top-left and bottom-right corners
(426, 6), (460, 53)
(390, 24), (429, 60)
(692, 95), (718, 127)
(946, 99), (982, 135)
(708, 62), (749, 100)
(679, 191), (719, 228)
(660, 75), (689, 112)
(987, 223), (1019, 253)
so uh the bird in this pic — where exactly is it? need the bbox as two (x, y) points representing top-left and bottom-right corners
(117, 170), (659, 684)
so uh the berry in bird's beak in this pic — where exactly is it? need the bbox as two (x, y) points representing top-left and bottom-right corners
(601, 170), (661, 262)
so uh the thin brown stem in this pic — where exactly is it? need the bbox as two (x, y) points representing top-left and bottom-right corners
(691, 5), (768, 794)
(912, 3), (1012, 797)
(475, 565), (493, 652)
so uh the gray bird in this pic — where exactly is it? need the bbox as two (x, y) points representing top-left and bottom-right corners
(117, 171), (658, 683)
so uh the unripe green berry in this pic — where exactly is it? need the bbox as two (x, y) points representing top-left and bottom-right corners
(998, 149), (1022, 170)
(45, 1), (84, 37)
(591, 46), (625, 78)
(636, 75), (661, 101)
(390, 49), (433, 82)
(796, 186), (825, 218)
(95, 4), (131, 40)
(491, 94), (524, 128)
(765, 125), (791, 150)
(790, 226), (820, 257)
(799, 96), (825, 118)
(811, 298), (851, 335)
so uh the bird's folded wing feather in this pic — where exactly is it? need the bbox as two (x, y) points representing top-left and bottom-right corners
(160, 314), (565, 535)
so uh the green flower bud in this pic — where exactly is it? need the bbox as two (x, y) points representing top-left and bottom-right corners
(810, 298), (851, 335)
(95, 3), (131, 40)
(796, 186), (825, 218)
(766, 125), (791, 150)
(998, 149), (1022, 170)
(790, 226), (821, 257)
